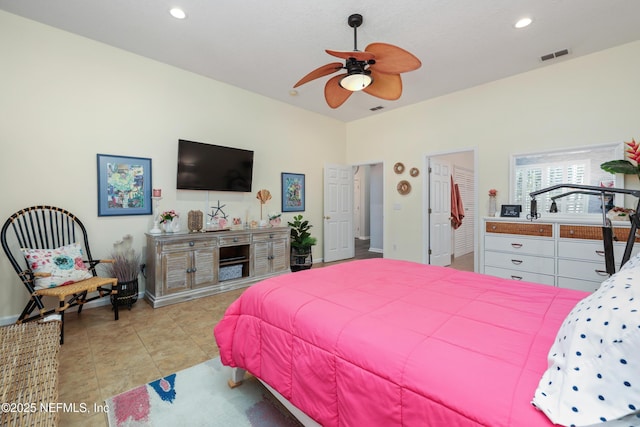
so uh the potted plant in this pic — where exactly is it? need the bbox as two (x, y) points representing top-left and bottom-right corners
(288, 214), (317, 272)
(103, 234), (141, 309)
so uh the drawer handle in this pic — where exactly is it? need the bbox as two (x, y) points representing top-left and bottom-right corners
(595, 269), (608, 276)
(511, 243), (523, 248)
(233, 237), (238, 242)
(269, 234), (274, 239)
(595, 250), (605, 257)
(189, 241), (195, 246)
(491, 225), (497, 230)
(510, 275), (523, 280)
(511, 259), (523, 265)
(569, 229), (575, 235)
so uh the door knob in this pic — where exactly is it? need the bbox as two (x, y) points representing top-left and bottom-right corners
(324, 216), (331, 220)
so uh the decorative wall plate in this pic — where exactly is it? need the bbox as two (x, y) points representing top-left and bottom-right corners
(409, 167), (419, 177)
(393, 162), (405, 174)
(397, 180), (411, 195)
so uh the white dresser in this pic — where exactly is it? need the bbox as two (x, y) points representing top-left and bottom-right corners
(482, 217), (640, 292)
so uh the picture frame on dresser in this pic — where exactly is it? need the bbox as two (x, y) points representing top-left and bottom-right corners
(500, 204), (521, 217)
(97, 154), (152, 216)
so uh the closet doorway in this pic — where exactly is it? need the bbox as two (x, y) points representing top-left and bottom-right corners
(425, 149), (477, 272)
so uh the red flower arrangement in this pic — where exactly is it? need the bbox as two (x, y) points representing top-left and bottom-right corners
(601, 138), (640, 180)
(488, 189), (497, 197)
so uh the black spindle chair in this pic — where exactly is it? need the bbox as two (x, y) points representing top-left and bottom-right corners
(1, 206), (119, 344)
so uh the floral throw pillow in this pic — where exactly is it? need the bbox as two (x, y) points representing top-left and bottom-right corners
(21, 243), (93, 290)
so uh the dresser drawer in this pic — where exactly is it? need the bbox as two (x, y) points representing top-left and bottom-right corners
(556, 276), (601, 293)
(558, 240), (638, 264)
(484, 251), (555, 275)
(485, 235), (555, 256)
(557, 259), (611, 282)
(483, 266), (555, 286)
(486, 221), (553, 237)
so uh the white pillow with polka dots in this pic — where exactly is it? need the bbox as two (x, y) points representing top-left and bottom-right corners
(619, 251), (640, 272)
(532, 267), (640, 426)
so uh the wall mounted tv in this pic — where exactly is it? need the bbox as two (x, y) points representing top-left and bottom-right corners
(176, 139), (254, 192)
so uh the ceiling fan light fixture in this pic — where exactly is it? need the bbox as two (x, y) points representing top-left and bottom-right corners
(340, 72), (372, 91)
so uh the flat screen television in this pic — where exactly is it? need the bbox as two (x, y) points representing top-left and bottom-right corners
(176, 139), (254, 192)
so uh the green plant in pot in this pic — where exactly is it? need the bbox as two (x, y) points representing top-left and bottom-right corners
(288, 214), (317, 272)
(102, 234), (141, 309)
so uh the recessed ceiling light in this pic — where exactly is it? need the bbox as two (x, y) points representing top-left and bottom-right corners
(514, 17), (532, 29)
(170, 8), (186, 19)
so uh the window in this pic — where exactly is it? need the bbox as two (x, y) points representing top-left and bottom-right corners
(511, 143), (623, 216)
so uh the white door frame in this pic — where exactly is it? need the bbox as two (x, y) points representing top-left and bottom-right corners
(422, 148), (479, 271)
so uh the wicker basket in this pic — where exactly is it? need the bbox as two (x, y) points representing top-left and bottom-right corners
(111, 278), (138, 309)
(485, 221), (553, 237)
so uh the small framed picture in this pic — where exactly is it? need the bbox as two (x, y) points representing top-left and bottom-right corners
(281, 172), (305, 212)
(97, 154), (152, 216)
(500, 204), (522, 217)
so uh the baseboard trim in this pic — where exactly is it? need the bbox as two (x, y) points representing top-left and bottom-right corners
(0, 291), (145, 327)
(369, 248), (383, 254)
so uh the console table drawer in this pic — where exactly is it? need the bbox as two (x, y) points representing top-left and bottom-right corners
(162, 239), (215, 252)
(253, 231), (288, 243)
(557, 259), (611, 282)
(485, 235), (554, 256)
(484, 266), (555, 286)
(484, 251), (555, 275)
(219, 235), (250, 246)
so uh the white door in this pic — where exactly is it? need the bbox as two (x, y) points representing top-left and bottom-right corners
(429, 158), (452, 266)
(324, 163), (354, 262)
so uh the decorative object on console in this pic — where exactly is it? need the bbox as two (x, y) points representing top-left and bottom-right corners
(103, 234), (140, 309)
(600, 137), (640, 180)
(393, 162), (405, 174)
(397, 180), (411, 195)
(281, 173), (305, 212)
(152, 188), (162, 197)
(488, 188), (498, 217)
(268, 213), (282, 227)
(409, 167), (419, 177)
(160, 210), (179, 233)
(97, 154), (152, 216)
(288, 214), (316, 272)
(256, 189), (272, 221)
(187, 210), (204, 232)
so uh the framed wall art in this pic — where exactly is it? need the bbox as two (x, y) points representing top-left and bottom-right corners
(97, 154), (152, 216)
(281, 172), (305, 212)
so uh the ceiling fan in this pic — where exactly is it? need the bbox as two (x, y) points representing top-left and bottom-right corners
(293, 13), (422, 109)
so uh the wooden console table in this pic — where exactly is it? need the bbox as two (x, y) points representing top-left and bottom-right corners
(145, 227), (290, 308)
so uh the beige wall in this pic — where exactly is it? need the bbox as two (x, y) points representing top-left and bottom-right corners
(2, 9), (640, 321)
(0, 11), (346, 321)
(346, 40), (640, 262)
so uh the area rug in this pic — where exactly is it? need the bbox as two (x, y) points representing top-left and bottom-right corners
(105, 357), (303, 427)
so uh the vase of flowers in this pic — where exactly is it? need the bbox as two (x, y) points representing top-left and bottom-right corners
(268, 212), (282, 227)
(601, 138), (640, 180)
(488, 189), (497, 217)
(160, 210), (179, 232)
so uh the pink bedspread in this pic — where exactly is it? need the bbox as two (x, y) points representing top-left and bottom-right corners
(214, 259), (588, 426)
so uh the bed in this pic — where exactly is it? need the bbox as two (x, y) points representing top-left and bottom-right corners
(214, 258), (640, 426)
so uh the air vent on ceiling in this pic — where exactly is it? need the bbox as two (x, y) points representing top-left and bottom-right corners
(540, 48), (570, 62)
(370, 106), (385, 111)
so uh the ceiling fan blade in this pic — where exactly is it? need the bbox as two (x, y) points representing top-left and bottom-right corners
(365, 42), (421, 74)
(324, 74), (353, 108)
(293, 62), (343, 88)
(363, 70), (402, 100)
(326, 49), (375, 62)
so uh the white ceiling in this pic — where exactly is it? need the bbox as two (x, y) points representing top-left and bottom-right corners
(2, 0), (640, 122)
